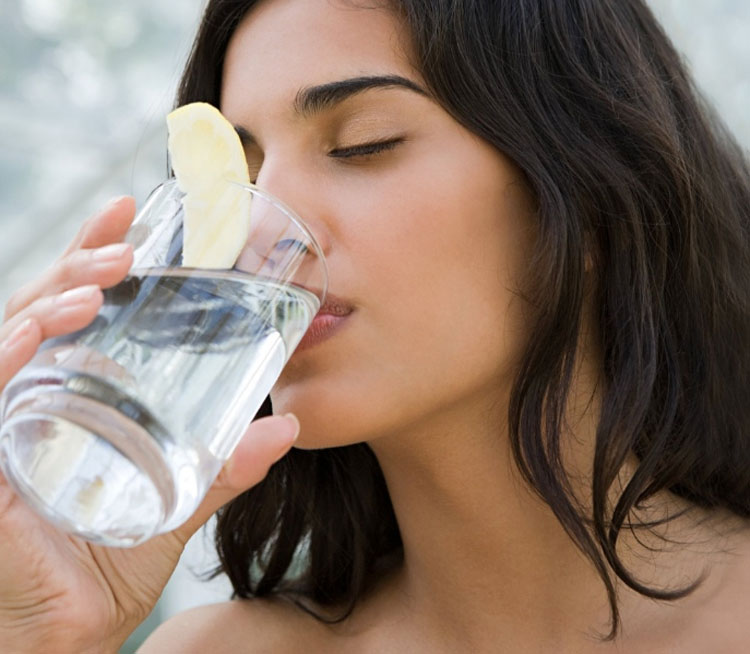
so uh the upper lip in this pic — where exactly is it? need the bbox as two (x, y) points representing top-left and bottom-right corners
(317, 293), (354, 317)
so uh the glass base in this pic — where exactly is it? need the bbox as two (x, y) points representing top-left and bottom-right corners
(0, 385), (176, 547)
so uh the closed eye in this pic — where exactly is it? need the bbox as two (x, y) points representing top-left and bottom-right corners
(329, 138), (404, 159)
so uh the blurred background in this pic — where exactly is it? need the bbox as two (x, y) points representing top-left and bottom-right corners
(0, 0), (748, 651)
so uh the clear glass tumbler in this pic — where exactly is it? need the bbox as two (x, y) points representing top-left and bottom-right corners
(0, 179), (327, 546)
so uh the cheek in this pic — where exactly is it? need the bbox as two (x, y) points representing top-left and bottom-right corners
(376, 202), (530, 405)
(275, 136), (535, 445)
(354, 140), (534, 363)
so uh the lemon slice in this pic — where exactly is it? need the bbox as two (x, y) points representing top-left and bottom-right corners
(166, 102), (251, 269)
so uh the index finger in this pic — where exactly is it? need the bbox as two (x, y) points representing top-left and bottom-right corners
(61, 196), (136, 258)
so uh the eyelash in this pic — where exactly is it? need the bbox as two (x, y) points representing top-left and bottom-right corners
(329, 138), (404, 159)
(246, 138), (403, 182)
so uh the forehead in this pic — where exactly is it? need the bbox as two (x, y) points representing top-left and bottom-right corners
(221, 0), (417, 110)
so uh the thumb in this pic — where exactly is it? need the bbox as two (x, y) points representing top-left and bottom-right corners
(172, 413), (299, 543)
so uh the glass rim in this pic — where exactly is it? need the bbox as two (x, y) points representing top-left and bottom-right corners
(160, 177), (329, 302)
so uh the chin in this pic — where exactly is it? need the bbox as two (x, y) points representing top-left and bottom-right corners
(270, 383), (381, 450)
(271, 385), (343, 449)
(271, 363), (414, 449)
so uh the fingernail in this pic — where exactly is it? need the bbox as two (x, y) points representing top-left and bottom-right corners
(2, 318), (36, 350)
(92, 242), (131, 261)
(272, 414), (300, 459)
(105, 195), (130, 210)
(282, 413), (301, 443)
(56, 285), (100, 306)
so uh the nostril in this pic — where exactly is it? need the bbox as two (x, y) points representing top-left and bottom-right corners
(274, 238), (309, 254)
(247, 173), (331, 257)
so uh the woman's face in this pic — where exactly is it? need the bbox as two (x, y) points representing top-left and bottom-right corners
(221, 0), (536, 447)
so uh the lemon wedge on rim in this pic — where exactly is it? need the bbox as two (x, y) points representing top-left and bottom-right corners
(166, 102), (251, 269)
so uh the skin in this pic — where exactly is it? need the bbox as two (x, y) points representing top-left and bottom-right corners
(0, 199), (300, 653)
(143, 1), (750, 652)
(223, 7), (536, 452)
(2, 0), (748, 652)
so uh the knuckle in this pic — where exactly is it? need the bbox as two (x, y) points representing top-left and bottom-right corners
(4, 286), (31, 320)
(79, 215), (96, 235)
(212, 465), (233, 491)
(53, 251), (84, 285)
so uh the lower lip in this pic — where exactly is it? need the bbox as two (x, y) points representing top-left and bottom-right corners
(295, 313), (350, 351)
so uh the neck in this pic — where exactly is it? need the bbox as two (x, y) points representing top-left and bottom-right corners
(367, 386), (616, 650)
(362, 375), (740, 652)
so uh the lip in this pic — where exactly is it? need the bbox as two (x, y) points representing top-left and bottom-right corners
(295, 293), (354, 351)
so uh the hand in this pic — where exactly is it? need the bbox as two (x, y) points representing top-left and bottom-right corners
(0, 198), (299, 653)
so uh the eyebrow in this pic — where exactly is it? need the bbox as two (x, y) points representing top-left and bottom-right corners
(234, 74), (428, 145)
(294, 75), (429, 115)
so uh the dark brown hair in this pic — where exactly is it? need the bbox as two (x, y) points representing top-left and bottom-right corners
(177, 0), (750, 638)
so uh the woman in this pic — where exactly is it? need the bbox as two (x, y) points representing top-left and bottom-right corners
(1, 0), (748, 651)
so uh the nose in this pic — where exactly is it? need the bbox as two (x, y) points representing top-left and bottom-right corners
(252, 156), (332, 258)
(232, 180), (328, 297)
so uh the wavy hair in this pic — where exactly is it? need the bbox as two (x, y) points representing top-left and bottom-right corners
(177, 0), (750, 638)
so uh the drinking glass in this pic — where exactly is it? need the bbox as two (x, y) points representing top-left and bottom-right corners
(0, 179), (327, 547)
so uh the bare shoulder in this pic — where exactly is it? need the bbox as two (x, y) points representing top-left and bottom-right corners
(137, 597), (330, 653)
(613, 518), (750, 653)
(662, 522), (750, 652)
(701, 526), (750, 645)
